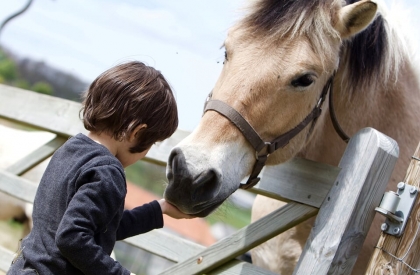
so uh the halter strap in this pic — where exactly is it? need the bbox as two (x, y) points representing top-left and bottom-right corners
(204, 100), (324, 188)
(203, 75), (335, 189)
(329, 78), (350, 142)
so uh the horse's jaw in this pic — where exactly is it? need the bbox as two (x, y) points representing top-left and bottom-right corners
(164, 136), (251, 217)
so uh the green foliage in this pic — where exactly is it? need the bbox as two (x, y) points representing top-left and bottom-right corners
(31, 81), (53, 95)
(0, 59), (17, 81)
(0, 48), (54, 96)
(15, 79), (30, 89)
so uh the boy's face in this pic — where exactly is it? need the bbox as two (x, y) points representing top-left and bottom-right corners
(116, 124), (152, 167)
(118, 145), (151, 168)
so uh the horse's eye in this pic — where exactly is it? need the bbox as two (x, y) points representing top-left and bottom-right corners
(291, 74), (314, 87)
(224, 51), (228, 61)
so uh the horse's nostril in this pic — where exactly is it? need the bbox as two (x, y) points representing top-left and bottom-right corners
(191, 169), (220, 202)
(167, 148), (184, 183)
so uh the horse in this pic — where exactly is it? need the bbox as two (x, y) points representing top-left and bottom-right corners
(163, 0), (420, 274)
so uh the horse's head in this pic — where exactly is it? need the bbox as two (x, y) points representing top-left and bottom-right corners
(165, 0), (378, 217)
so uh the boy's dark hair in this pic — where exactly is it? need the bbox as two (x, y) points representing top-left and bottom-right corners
(81, 61), (178, 153)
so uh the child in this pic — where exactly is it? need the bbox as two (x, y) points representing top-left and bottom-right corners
(7, 61), (192, 275)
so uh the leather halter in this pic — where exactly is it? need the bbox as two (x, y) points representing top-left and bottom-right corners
(203, 74), (349, 189)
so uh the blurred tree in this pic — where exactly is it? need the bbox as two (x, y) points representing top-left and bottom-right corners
(0, 59), (17, 81)
(15, 79), (30, 90)
(31, 81), (53, 95)
(0, 48), (55, 95)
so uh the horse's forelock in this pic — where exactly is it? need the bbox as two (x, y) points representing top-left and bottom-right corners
(239, 0), (342, 68)
(243, 0), (334, 35)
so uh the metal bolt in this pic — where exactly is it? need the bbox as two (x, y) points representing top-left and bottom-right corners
(393, 227), (400, 235)
(381, 223), (389, 231)
(410, 186), (417, 194)
(397, 182), (405, 190)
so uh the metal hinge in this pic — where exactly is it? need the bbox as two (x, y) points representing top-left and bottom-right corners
(375, 182), (418, 237)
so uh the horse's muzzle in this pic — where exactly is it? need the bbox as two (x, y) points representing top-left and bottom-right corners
(164, 147), (223, 217)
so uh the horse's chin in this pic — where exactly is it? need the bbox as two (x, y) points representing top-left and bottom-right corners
(164, 195), (226, 217)
(163, 179), (238, 217)
(190, 201), (225, 217)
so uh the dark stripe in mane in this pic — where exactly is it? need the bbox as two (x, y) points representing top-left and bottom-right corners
(344, 0), (387, 92)
(245, 0), (330, 34)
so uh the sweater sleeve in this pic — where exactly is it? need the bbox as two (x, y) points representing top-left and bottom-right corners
(55, 165), (130, 275)
(116, 200), (164, 240)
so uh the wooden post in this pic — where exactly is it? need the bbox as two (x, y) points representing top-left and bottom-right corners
(366, 141), (420, 274)
(294, 128), (399, 275)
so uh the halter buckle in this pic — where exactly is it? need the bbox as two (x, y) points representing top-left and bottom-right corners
(256, 142), (275, 159)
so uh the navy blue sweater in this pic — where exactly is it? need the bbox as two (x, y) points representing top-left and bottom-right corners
(10, 133), (163, 275)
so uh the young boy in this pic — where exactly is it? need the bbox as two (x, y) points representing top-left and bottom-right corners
(7, 61), (192, 275)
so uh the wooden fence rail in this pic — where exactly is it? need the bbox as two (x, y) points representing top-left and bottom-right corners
(0, 84), (400, 275)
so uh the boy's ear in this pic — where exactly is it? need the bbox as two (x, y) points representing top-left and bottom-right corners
(129, 124), (147, 142)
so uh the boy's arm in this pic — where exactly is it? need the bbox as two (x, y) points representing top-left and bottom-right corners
(116, 200), (163, 240)
(116, 199), (194, 240)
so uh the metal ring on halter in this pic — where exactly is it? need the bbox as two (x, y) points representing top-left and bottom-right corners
(316, 97), (323, 108)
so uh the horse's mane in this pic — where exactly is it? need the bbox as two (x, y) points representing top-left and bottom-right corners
(342, 0), (409, 94)
(239, 0), (409, 94)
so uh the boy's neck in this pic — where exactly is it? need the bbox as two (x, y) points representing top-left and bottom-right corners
(87, 132), (118, 156)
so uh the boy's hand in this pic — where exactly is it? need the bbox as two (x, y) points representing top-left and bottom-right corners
(158, 199), (194, 219)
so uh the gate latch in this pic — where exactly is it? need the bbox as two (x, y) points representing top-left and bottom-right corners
(375, 182), (418, 237)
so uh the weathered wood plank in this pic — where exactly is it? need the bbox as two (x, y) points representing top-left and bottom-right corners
(250, 158), (340, 208)
(294, 127), (399, 275)
(125, 231), (278, 275)
(0, 170), (38, 203)
(0, 84), (86, 136)
(158, 202), (318, 275)
(0, 246), (14, 273)
(0, 84), (189, 165)
(1, 152), (338, 212)
(5, 136), (66, 176)
(124, 229), (203, 263)
(209, 260), (278, 275)
(365, 141), (420, 274)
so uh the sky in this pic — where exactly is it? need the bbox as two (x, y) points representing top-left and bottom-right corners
(1, 0), (420, 132)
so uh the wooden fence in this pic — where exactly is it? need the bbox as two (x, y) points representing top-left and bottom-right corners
(0, 84), (400, 274)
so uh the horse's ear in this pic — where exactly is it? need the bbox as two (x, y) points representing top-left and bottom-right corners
(335, 0), (378, 39)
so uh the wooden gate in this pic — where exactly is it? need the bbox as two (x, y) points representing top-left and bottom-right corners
(0, 84), (399, 274)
